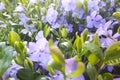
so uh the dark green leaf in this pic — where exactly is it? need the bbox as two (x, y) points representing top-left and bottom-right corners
(103, 73), (113, 80)
(17, 69), (34, 80)
(86, 63), (97, 80)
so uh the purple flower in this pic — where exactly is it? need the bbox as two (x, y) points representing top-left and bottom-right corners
(29, 0), (37, 4)
(0, 2), (5, 11)
(35, 30), (44, 41)
(46, 7), (58, 25)
(96, 20), (120, 47)
(14, 3), (24, 12)
(72, 9), (84, 19)
(28, 37), (51, 69)
(19, 13), (30, 29)
(88, 0), (100, 12)
(86, 11), (106, 28)
(66, 24), (73, 32)
(2, 63), (23, 80)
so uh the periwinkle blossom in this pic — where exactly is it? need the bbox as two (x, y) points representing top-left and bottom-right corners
(51, 57), (85, 80)
(0, 2), (6, 11)
(72, 9), (84, 19)
(88, 0), (100, 12)
(96, 20), (120, 48)
(14, 3), (24, 12)
(29, 0), (37, 4)
(2, 63), (23, 80)
(19, 13), (30, 29)
(28, 31), (51, 69)
(46, 6), (58, 25)
(86, 11), (106, 28)
(61, 0), (77, 12)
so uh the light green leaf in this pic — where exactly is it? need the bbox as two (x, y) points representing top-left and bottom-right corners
(14, 41), (26, 58)
(88, 53), (100, 66)
(8, 31), (21, 47)
(81, 29), (88, 47)
(113, 12), (120, 22)
(117, 26), (120, 34)
(85, 43), (103, 60)
(74, 35), (82, 52)
(104, 42), (120, 65)
(43, 24), (50, 38)
(92, 33), (100, 47)
(48, 45), (65, 76)
(61, 27), (67, 38)
(24, 58), (34, 71)
(76, 0), (82, 10)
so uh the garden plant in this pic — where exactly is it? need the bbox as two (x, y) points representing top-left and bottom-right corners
(0, 0), (120, 80)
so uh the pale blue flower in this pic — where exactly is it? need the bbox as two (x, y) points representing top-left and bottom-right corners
(35, 30), (44, 41)
(14, 3), (24, 12)
(19, 13), (30, 29)
(0, 2), (5, 11)
(29, 0), (37, 4)
(28, 38), (51, 69)
(72, 9), (84, 19)
(46, 7), (58, 25)
(88, 0), (100, 12)
(61, 0), (77, 12)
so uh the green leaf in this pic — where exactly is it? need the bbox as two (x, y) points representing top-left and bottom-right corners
(113, 12), (120, 22)
(76, 0), (82, 10)
(81, 29), (88, 47)
(97, 75), (104, 80)
(104, 42), (120, 65)
(24, 58), (34, 71)
(86, 63), (97, 80)
(8, 31), (21, 47)
(47, 45), (65, 76)
(43, 24), (50, 38)
(83, 0), (89, 13)
(85, 43), (103, 60)
(74, 35), (82, 52)
(49, 45), (65, 65)
(117, 26), (120, 34)
(103, 73), (113, 80)
(92, 33), (100, 47)
(17, 69), (34, 80)
(36, 21), (42, 30)
(14, 54), (24, 66)
(67, 62), (85, 78)
(14, 41), (26, 58)
(61, 27), (67, 38)
(88, 53), (100, 66)
(0, 46), (13, 78)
